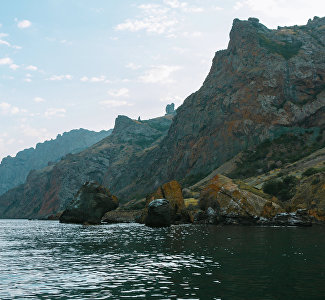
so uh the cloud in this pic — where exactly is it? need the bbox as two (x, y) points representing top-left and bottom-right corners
(115, 4), (178, 35)
(0, 102), (20, 115)
(99, 100), (132, 108)
(115, 16), (178, 34)
(47, 74), (72, 81)
(0, 57), (13, 65)
(139, 65), (181, 84)
(26, 65), (38, 71)
(9, 64), (19, 70)
(17, 20), (32, 29)
(0, 39), (10, 46)
(107, 88), (129, 97)
(80, 75), (108, 82)
(20, 124), (49, 138)
(234, 1), (244, 10)
(214, 6), (224, 11)
(126, 62), (142, 70)
(44, 108), (66, 118)
(23, 78), (32, 82)
(34, 97), (45, 103)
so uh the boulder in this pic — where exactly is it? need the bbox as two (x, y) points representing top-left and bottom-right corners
(147, 180), (185, 213)
(59, 181), (118, 224)
(145, 199), (171, 227)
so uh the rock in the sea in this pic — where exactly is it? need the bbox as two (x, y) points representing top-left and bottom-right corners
(145, 199), (171, 227)
(258, 209), (312, 226)
(59, 181), (118, 224)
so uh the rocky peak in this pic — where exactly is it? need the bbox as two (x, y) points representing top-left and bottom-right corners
(112, 115), (135, 135)
(165, 103), (176, 115)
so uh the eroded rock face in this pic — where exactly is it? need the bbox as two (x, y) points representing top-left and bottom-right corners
(59, 182), (118, 224)
(0, 115), (172, 219)
(145, 199), (171, 227)
(0, 129), (111, 196)
(107, 16), (325, 201)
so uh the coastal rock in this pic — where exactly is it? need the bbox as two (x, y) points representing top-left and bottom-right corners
(59, 182), (118, 224)
(147, 180), (185, 213)
(102, 210), (142, 224)
(258, 209), (312, 226)
(145, 199), (171, 227)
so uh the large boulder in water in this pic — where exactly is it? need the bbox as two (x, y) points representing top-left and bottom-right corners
(59, 181), (119, 224)
(145, 199), (171, 227)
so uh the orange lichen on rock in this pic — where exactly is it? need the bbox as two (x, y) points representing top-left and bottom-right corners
(146, 180), (185, 213)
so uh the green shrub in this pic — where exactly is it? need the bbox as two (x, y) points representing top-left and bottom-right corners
(302, 168), (318, 177)
(263, 176), (298, 201)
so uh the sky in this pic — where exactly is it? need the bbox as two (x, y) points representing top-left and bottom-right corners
(0, 0), (324, 161)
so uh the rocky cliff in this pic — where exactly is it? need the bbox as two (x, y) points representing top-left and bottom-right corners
(103, 16), (325, 199)
(1, 16), (324, 219)
(0, 116), (173, 218)
(0, 128), (112, 196)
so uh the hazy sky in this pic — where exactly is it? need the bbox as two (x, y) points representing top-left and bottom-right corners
(0, 0), (324, 160)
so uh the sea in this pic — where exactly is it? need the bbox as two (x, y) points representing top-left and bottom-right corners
(0, 219), (324, 299)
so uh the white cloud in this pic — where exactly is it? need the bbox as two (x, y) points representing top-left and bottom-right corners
(23, 78), (32, 82)
(116, 16), (178, 34)
(26, 65), (38, 71)
(214, 6), (224, 11)
(80, 75), (107, 82)
(80, 76), (88, 82)
(44, 108), (66, 118)
(0, 57), (13, 65)
(90, 75), (106, 82)
(126, 62), (142, 70)
(17, 20), (32, 29)
(139, 65), (181, 84)
(0, 39), (10, 46)
(20, 125), (49, 138)
(107, 88), (129, 97)
(0, 33), (8, 38)
(233, 0), (325, 26)
(99, 100), (132, 107)
(9, 64), (19, 70)
(47, 74), (72, 81)
(0, 102), (20, 115)
(34, 97), (45, 103)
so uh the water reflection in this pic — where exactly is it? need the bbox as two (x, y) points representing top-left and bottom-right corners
(0, 220), (324, 299)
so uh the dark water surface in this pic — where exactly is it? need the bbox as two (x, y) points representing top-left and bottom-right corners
(0, 220), (324, 299)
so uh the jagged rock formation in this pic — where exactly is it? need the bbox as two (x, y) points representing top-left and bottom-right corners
(0, 115), (173, 219)
(0, 128), (112, 196)
(59, 181), (118, 225)
(165, 103), (175, 115)
(1, 17), (324, 221)
(103, 16), (325, 200)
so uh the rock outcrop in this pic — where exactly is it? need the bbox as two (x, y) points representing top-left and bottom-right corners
(165, 103), (175, 115)
(0, 128), (111, 196)
(145, 199), (172, 227)
(1, 17), (325, 222)
(0, 115), (172, 219)
(59, 182), (118, 224)
(102, 16), (325, 201)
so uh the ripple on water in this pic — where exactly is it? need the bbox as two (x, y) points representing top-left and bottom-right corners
(0, 220), (324, 299)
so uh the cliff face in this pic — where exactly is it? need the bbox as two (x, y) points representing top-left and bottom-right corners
(104, 16), (325, 198)
(0, 116), (173, 218)
(0, 128), (112, 196)
(1, 17), (324, 219)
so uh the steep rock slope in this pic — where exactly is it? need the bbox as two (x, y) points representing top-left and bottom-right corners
(105, 16), (325, 199)
(0, 116), (172, 218)
(0, 128), (111, 196)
